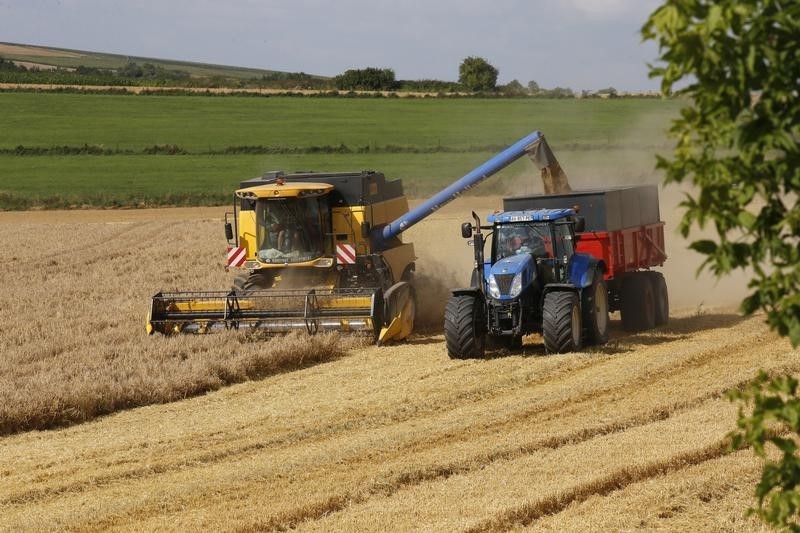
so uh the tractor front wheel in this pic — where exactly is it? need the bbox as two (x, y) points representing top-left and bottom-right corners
(543, 291), (583, 354)
(444, 293), (486, 359)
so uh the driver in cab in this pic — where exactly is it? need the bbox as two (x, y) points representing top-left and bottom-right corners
(508, 229), (546, 257)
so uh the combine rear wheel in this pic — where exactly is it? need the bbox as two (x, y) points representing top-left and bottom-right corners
(444, 293), (486, 359)
(620, 273), (655, 331)
(543, 291), (582, 354)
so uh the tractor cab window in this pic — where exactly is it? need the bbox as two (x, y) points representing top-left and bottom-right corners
(255, 197), (329, 263)
(553, 223), (575, 262)
(494, 223), (551, 261)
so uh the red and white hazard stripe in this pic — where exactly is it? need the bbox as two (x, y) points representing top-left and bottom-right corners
(336, 243), (357, 265)
(226, 246), (247, 267)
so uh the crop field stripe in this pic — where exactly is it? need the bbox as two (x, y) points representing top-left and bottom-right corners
(1, 318), (771, 505)
(529, 448), (766, 531)
(464, 439), (733, 532)
(236, 395), (735, 531)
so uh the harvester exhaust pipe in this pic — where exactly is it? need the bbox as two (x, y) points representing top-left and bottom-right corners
(376, 131), (571, 247)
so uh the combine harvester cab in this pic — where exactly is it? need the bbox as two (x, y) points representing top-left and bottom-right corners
(148, 130), (573, 344)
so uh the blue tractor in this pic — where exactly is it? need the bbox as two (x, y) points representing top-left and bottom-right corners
(445, 207), (610, 357)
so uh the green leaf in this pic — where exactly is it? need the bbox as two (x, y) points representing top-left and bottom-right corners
(689, 239), (718, 255)
(738, 210), (758, 230)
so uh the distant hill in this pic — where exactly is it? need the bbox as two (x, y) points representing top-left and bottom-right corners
(0, 42), (320, 81)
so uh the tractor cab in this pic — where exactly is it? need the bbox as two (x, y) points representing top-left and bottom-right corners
(483, 209), (581, 298)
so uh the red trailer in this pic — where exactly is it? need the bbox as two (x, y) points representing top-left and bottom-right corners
(504, 185), (669, 331)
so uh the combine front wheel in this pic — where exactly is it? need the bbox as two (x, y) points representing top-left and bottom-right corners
(231, 271), (273, 294)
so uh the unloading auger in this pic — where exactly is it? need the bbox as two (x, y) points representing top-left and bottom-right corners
(147, 130), (571, 344)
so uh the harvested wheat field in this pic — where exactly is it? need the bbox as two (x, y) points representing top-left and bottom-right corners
(0, 190), (791, 531)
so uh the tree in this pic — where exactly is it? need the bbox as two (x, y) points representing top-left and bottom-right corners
(728, 372), (800, 530)
(644, 2), (800, 529)
(527, 80), (541, 94)
(333, 68), (398, 91)
(642, 0), (800, 346)
(501, 79), (526, 96)
(458, 56), (498, 92)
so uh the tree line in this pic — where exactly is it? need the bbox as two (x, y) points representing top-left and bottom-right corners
(0, 55), (637, 97)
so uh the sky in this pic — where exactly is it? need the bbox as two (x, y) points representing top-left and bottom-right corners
(0, 0), (664, 91)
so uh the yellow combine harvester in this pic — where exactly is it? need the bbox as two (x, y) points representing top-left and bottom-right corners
(147, 131), (570, 344)
(148, 170), (417, 343)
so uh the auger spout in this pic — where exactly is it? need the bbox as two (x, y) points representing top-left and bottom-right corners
(376, 130), (570, 247)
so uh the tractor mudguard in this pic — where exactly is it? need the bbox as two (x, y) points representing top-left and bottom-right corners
(540, 283), (581, 309)
(567, 253), (606, 288)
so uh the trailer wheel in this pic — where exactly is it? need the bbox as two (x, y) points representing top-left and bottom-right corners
(543, 291), (583, 354)
(647, 272), (669, 326)
(583, 272), (609, 345)
(620, 273), (655, 331)
(444, 293), (486, 359)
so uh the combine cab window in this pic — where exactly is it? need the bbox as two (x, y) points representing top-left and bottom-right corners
(255, 198), (329, 263)
(494, 223), (552, 261)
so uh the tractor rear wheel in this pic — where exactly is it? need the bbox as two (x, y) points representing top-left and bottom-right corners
(444, 293), (486, 359)
(543, 291), (583, 354)
(583, 272), (609, 345)
(620, 273), (656, 331)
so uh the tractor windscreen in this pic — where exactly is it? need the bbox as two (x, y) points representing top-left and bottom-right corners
(255, 197), (330, 263)
(494, 223), (552, 261)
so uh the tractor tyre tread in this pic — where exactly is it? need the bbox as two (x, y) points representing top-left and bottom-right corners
(646, 271), (669, 326)
(620, 273), (656, 332)
(543, 291), (582, 354)
(583, 271), (610, 346)
(444, 293), (485, 359)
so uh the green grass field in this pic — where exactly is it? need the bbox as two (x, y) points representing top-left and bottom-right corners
(0, 93), (681, 208)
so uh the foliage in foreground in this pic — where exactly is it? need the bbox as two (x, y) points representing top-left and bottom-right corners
(643, 0), (800, 346)
(729, 372), (800, 530)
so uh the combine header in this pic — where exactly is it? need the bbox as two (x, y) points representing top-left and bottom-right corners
(147, 130), (571, 344)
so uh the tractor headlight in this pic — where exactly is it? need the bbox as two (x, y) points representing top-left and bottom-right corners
(488, 274), (501, 299)
(509, 272), (523, 298)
